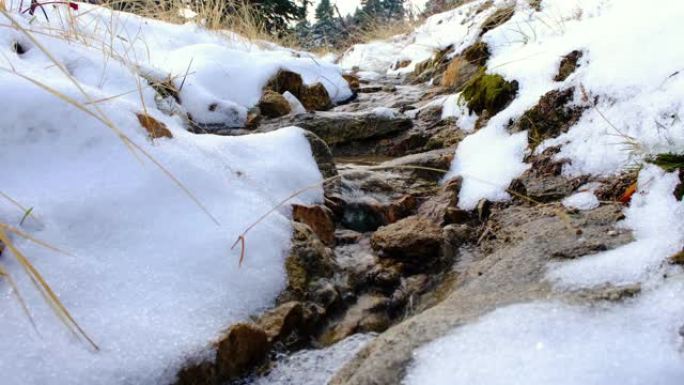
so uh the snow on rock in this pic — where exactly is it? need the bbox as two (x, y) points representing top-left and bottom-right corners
(0, 4), (333, 385)
(66, 3), (352, 127)
(561, 191), (599, 211)
(550, 166), (684, 288)
(405, 280), (684, 385)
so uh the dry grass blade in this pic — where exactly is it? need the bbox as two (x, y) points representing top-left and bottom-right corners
(0, 262), (40, 334)
(0, 223), (73, 256)
(0, 228), (99, 351)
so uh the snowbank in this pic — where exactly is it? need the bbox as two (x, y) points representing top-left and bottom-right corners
(0, 3), (332, 384)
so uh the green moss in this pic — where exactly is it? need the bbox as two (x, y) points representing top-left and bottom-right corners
(460, 68), (518, 115)
(648, 153), (684, 172)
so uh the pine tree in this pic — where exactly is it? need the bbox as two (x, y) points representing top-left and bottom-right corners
(382, 0), (405, 21)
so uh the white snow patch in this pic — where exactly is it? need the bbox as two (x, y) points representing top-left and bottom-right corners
(405, 280), (684, 385)
(283, 91), (307, 115)
(550, 166), (684, 288)
(445, 125), (529, 210)
(562, 191), (599, 211)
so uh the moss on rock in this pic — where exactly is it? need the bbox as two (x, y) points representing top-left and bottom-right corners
(460, 68), (518, 115)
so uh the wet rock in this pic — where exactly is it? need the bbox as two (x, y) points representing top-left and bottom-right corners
(292, 204), (336, 246)
(443, 223), (477, 250)
(319, 294), (391, 345)
(380, 148), (454, 181)
(302, 130), (338, 179)
(215, 323), (269, 382)
(300, 83), (332, 111)
(371, 216), (443, 261)
(389, 274), (431, 310)
(259, 110), (412, 149)
(330, 204), (633, 385)
(341, 199), (388, 233)
(460, 69), (518, 115)
(511, 87), (585, 149)
(285, 222), (337, 297)
(385, 195), (417, 223)
(258, 90), (291, 118)
(417, 177), (468, 225)
(366, 260), (403, 291)
(335, 229), (364, 245)
(310, 281), (340, 309)
(480, 6), (515, 35)
(555, 50), (583, 81)
(256, 301), (304, 344)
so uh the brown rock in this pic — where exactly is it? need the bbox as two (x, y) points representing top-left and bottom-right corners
(258, 90), (291, 118)
(292, 204), (335, 246)
(174, 361), (215, 385)
(670, 249), (684, 265)
(555, 50), (583, 82)
(285, 222), (336, 297)
(342, 74), (360, 93)
(245, 107), (261, 129)
(300, 83), (332, 111)
(318, 294), (390, 345)
(480, 6), (515, 35)
(266, 69), (304, 96)
(215, 323), (269, 382)
(385, 195), (417, 223)
(256, 301), (304, 343)
(371, 216), (443, 260)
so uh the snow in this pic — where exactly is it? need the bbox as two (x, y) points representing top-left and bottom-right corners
(444, 125), (528, 210)
(283, 91), (307, 115)
(251, 333), (374, 385)
(550, 166), (684, 288)
(562, 191), (599, 211)
(0, 3), (335, 385)
(405, 280), (684, 385)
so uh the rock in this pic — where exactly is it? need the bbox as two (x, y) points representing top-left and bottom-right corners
(319, 294), (391, 345)
(440, 56), (480, 91)
(215, 323), (269, 382)
(366, 261), (403, 290)
(555, 50), (583, 81)
(292, 204), (336, 246)
(335, 229), (364, 245)
(310, 280), (340, 309)
(300, 83), (332, 111)
(341, 198), (388, 233)
(259, 109), (413, 150)
(245, 107), (261, 129)
(285, 222), (337, 297)
(463, 41), (490, 66)
(330, 204), (633, 385)
(380, 148), (454, 181)
(460, 69), (518, 115)
(508, 147), (588, 202)
(417, 177), (468, 225)
(511, 87), (585, 149)
(480, 6), (515, 35)
(256, 301), (304, 344)
(174, 362), (215, 385)
(258, 90), (291, 118)
(343, 74), (360, 93)
(384, 195), (417, 223)
(302, 130), (338, 179)
(371, 216), (443, 261)
(266, 69), (304, 96)
(669, 249), (684, 265)
(576, 283), (641, 302)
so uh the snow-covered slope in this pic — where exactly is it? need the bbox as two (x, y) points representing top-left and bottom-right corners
(0, 2), (346, 384)
(340, 0), (684, 383)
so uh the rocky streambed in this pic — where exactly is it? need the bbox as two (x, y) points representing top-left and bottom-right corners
(170, 50), (661, 384)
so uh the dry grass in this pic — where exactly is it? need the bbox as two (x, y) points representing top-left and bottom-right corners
(440, 56), (465, 88)
(100, 0), (297, 47)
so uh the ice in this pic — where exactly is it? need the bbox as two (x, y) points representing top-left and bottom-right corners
(250, 334), (374, 385)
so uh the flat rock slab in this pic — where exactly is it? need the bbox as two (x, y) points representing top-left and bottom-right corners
(258, 109), (413, 146)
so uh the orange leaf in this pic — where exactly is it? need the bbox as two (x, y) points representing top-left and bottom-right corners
(136, 113), (173, 139)
(619, 182), (638, 204)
